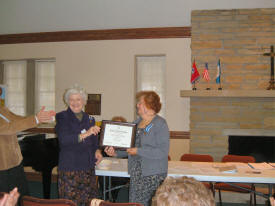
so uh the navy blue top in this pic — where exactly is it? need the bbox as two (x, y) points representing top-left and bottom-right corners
(55, 107), (99, 171)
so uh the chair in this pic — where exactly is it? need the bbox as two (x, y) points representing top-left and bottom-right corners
(21, 196), (77, 206)
(214, 155), (256, 206)
(180, 153), (214, 162)
(100, 202), (143, 206)
(168, 155), (171, 161)
(91, 198), (143, 206)
(180, 153), (215, 194)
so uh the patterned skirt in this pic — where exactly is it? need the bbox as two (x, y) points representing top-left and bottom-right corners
(129, 160), (166, 206)
(58, 168), (98, 206)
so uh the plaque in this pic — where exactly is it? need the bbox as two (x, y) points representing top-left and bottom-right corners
(99, 120), (136, 149)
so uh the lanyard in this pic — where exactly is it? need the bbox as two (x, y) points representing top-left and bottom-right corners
(0, 113), (10, 122)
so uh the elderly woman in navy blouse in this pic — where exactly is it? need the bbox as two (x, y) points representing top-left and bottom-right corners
(55, 85), (102, 206)
(105, 91), (170, 206)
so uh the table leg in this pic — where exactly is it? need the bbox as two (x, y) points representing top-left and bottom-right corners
(269, 184), (273, 197)
(103, 176), (106, 200)
(108, 176), (112, 201)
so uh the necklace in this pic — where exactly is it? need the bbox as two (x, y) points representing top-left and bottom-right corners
(138, 114), (155, 128)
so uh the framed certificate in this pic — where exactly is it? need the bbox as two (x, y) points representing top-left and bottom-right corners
(99, 120), (137, 149)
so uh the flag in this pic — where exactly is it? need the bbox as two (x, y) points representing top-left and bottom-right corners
(216, 59), (221, 84)
(202, 63), (210, 81)
(191, 60), (200, 84)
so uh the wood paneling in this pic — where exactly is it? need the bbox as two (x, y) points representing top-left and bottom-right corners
(170, 131), (190, 139)
(0, 27), (191, 44)
(24, 127), (55, 133)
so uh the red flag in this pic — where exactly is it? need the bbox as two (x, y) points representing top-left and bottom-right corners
(202, 63), (210, 81)
(191, 60), (200, 84)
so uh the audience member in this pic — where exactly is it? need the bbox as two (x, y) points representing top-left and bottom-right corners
(0, 188), (20, 206)
(111, 116), (127, 123)
(152, 176), (215, 206)
(55, 84), (102, 206)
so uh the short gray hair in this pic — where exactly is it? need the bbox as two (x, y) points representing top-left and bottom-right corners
(63, 84), (88, 106)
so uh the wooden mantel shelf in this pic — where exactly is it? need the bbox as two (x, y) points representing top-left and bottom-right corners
(180, 90), (275, 98)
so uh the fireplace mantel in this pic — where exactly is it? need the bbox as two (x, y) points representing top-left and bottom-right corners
(180, 90), (275, 98)
(223, 129), (275, 137)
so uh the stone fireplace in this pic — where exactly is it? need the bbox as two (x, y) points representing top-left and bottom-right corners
(185, 95), (275, 161)
(185, 8), (275, 161)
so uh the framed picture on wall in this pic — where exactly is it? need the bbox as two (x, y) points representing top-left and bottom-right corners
(85, 94), (101, 115)
(0, 85), (6, 106)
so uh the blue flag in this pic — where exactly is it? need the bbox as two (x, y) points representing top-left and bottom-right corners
(216, 59), (221, 84)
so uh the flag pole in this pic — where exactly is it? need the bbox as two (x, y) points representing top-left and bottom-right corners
(217, 59), (222, 90)
(206, 81), (210, 90)
(193, 82), (197, 90)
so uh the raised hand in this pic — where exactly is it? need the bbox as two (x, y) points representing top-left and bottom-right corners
(36, 106), (56, 123)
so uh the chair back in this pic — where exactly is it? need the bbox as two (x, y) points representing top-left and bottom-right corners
(180, 153), (214, 162)
(100, 202), (143, 206)
(222, 155), (255, 163)
(21, 196), (77, 206)
(91, 199), (143, 206)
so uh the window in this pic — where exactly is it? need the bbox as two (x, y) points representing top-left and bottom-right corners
(35, 60), (55, 113)
(136, 55), (166, 117)
(1, 59), (55, 115)
(3, 61), (27, 115)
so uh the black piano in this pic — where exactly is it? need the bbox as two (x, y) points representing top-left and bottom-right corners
(18, 132), (59, 199)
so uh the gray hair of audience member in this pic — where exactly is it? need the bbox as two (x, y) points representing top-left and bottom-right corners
(63, 84), (88, 106)
(111, 116), (127, 122)
(152, 176), (215, 206)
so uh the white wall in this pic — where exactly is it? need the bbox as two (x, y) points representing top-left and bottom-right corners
(1, 0), (275, 34)
(0, 38), (191, 131)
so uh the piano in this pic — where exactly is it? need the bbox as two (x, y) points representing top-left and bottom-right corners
(18, 131), (59, 199)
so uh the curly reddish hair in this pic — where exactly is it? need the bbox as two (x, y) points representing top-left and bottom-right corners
(136, 91), (162, 113)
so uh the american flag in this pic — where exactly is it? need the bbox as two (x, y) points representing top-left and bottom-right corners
(202, 63), (210, 81)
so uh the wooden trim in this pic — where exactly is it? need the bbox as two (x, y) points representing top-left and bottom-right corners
(0, 27), (191, 44)
(24, 127), (55, 133)
(25, 172), (58, 183)
(170, 131), (190, 139)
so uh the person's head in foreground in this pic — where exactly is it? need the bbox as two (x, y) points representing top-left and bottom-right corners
(111, 116), (127, 122)
(152, 176), (215, 206)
